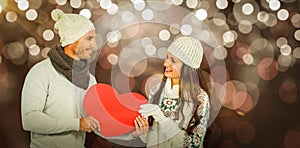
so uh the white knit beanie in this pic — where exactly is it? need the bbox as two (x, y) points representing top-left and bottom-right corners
(167, 36), (204, 69)
(51, 9), (95, 47)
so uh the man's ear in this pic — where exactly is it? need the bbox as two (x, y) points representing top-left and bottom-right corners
(67, 40), (80, 52)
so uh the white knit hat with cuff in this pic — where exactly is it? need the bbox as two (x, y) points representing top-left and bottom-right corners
(51, 9), (95, 47)
(167, 36), (204, 69)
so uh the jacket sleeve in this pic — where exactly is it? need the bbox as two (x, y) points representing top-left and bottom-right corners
(21, 65), (79, 134)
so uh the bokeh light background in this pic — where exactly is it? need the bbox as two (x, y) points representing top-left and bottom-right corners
(0, 0), (299, 148)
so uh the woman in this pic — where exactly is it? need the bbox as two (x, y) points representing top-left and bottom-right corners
(138, 36), (210, 148)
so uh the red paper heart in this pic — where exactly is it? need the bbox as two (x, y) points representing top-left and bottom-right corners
(84, 83), (148, 137)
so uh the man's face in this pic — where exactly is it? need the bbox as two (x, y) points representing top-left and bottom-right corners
(74, 30), (97, 60)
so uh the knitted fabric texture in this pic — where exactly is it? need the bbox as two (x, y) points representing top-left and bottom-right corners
(167, 36), (204, 69)
(48, 46), (90, 90)
(51, 9), (95, 47)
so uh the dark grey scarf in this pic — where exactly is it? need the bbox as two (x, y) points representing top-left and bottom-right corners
(48, 46), (90, 90)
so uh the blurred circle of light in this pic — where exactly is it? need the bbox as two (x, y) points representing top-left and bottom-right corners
(278, 54), (293, 67)
(213, 46), (227, 60)
(199, 1), (210, 10)
(293, 47), (300, 59)
(55, 0), (67, 5)
(232, 0), (241, 3)
(18, 0), (29, 11)
(277, 9), (289, 21)
(238, 20), (252, 34)
(122, 11), (134, 23)
(251, 38), (274, 58)
(157, 47), (167, 59)
(279, 81), (297, 104)
(80, 9), (92, 19)
(107, 54), (118, 65)
(294, 30), (300, 41)
(257, 57), (278, 81)
(41, 47), (51, 58)
(43, 29), (54, 41)
(107, 41), (118, 48)
(234, 121), (255, 144)
(243, 54), (253, 65)
(6, 11), (18, 23)
(0, 63), (7, 84)
(276, 37), (288, 48)
(70, 0), (82, 9)
(5, 42), (24, 59)
(25, 9), (38, 21)
(141, 37), (152, 48)
(0, 4), (2, 13)
(240, 82), (259, 112)
(107, 3), (118, 15)
(25, 37), (36, 48)
(231, 43), (250, 64)
(223, 30), (235, 43)
(118, 47), (147, 77)
(284, 131), (300, 148)
(181, 24), (192, 35)
(216, 0), (228, 10)
(269, 0), (280, 11)
(112, 72), (136, 93)
(171, 0), (183, 5)
(219, 81), (236, 107)
(242, 3), (254, 15)
(264, 13), (277, 27)
(145, 44), (156, 56)
(213, 13), (226, 26)
(159, 29), (170, 41)
(280, 45), (291, 56)
(142, 9), (154, 21)
(195, 9), (208, 21)
(169, 23), (180, 34)
(100, 0), (112, 9)
(148, 0), (172, 11)
(186, 0), (198, 9)
(38, 12), (49, 24)
(211, 66), (230, 84)
(98, 47), (118, 69)
(29, 45), (40, 56)
(284, 130), (300, 148)
(257, 11), (269, 22)
(106, 30), (121, 43)
(142, 74), (164, 98)
(132, 0), (145, 11)
(291, 13), (300, 28)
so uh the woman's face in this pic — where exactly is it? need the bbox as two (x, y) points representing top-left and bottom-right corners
(163, 53), (183, 84)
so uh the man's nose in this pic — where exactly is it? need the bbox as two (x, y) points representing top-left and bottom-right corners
(91, 40), (98, 49)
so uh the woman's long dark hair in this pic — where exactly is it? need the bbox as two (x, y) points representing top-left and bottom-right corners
(149, 64), (210, 135)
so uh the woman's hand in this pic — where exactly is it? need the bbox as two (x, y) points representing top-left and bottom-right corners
(131, 115), (149, 138)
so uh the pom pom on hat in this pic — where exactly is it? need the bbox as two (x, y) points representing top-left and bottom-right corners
(51, 9), (64, 22)
(51, 9), (95, 47)
(167, 36), (204, 69)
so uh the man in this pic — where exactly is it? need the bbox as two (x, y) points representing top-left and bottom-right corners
(21, 9), (100, 148)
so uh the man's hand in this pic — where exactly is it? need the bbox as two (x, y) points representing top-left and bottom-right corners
(79, 116), (100, 133)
